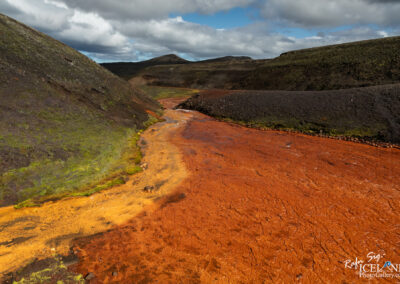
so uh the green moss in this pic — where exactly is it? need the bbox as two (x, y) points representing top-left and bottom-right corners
(219, 116), (385, 140)
(14, 199), (40, 209)
(139, 85), (198, 100)
(12, 257), (84, 284)
(125, 165), (143, 175)
(143, 115), (159, 129)
(6, 110), (168, 208)
(68, 176), (127, 198)
(2, 122), (148, 207)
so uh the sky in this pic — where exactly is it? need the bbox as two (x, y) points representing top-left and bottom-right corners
(1, 0), (400, 62)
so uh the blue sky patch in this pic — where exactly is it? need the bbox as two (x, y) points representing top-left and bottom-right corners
(172, 7), (261, 29)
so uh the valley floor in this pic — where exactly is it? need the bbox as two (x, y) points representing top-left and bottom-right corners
(1, 98), (399, 282)
(69, 99), (400, 283)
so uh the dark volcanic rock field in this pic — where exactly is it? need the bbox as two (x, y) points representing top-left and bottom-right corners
(178, 84), (400, 144)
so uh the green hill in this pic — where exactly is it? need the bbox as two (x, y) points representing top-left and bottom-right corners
(242, 37), (400, 90)
(0, 14), (159, 207)
(110, 37), (400, 91)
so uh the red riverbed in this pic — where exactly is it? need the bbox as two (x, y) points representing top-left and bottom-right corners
(71, 99), (400, 283)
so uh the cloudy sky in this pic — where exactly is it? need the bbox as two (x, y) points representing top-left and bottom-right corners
(1, 0), (400, 62)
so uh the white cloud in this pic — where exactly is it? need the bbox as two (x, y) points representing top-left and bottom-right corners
(4, 0), (132, 58)
(115, 18), (269, 58)
(43, 0), (68, 9)
(5, 0), (72, 32)
(261, 0), (400, 27)
(57, 11), (130, 52)
(1, 0), (399, 61)
(113, 16), (393, 60)
(60, 0), (256, 20)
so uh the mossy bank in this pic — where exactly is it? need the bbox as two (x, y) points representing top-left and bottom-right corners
(0, 14), (160, 207)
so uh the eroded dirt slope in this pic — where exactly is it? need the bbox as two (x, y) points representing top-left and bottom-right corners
(71, 99), (400, 283)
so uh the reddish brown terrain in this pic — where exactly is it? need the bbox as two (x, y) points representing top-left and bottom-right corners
(71, 99), (400, 283)
(158, 97), (189, 109)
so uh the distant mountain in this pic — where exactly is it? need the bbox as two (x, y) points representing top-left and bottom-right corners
(148, 54), (189, 64)
(126, 37), (400, 90)
(101, 55), (254, 80)
(198, 56), (253, 63)
(101, 54), (190, 79)
(0, 14), (159, 206)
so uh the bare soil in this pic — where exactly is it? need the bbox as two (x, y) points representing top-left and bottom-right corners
(70, 98), (400, 283)
(159, 97), (189, 109)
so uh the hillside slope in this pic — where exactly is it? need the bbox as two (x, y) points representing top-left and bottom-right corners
(0, 14), (159, 206)
(178, 85), (400, 143)
(129, 37), (400, 90)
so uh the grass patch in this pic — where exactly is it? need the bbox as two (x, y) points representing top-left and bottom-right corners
(2, 112), (162, 208)
(138, 85), (198, 100)
(219, 117), (386, 140)
(125, 165), (143, 175)
(143, 114), (160, 128)
(67, 176), (127, 198)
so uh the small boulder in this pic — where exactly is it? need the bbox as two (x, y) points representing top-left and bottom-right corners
(143, 186), (154, 193)
(85, 272), (95, 281)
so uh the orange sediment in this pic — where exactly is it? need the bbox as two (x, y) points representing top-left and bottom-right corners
(158, 97), (189, 109)
(70, 99), (400, 283)
(0, 109), (188, 278)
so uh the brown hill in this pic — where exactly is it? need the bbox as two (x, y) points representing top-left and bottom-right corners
(101, 54), (190, 80)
